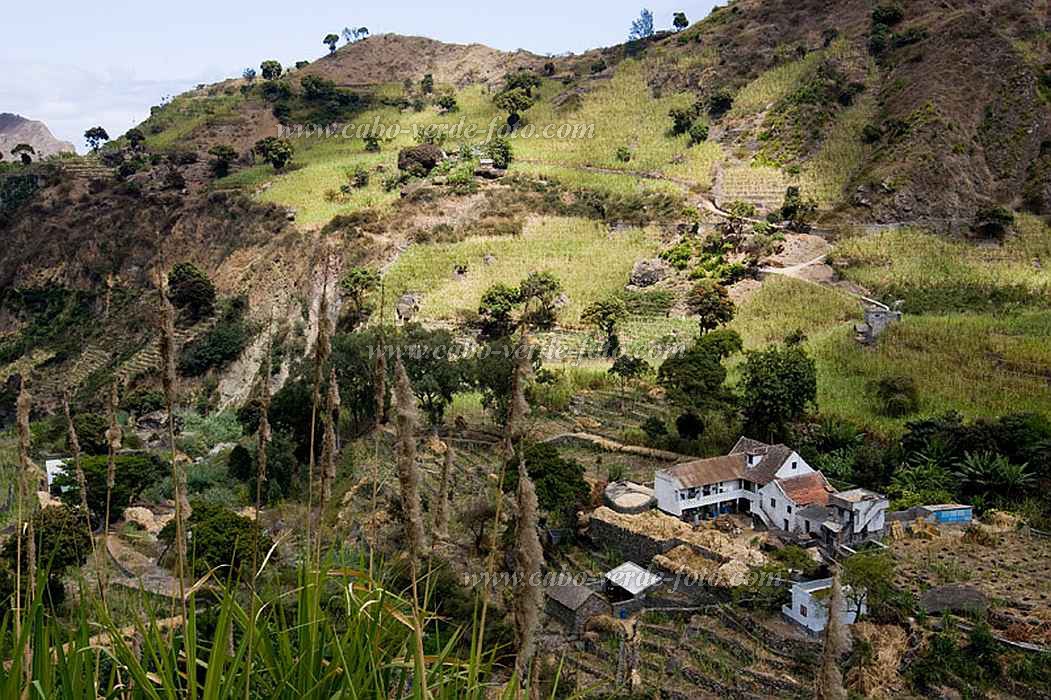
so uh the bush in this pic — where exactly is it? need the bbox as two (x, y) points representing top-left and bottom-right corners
(615, 146), (632, 163)
(397, 143), (443, 176)
(70, 412), (108, 455)
(707, 91), (734, 119)
(161, 502), (272, 578)
(641, 416), (668, 442)
(688, 122), (709, 146)
(169, 262), (216, 321)
(485, 137), (513, 169)
(55, 453), (166, 524)
(872, 374), (920, 417)
(178, 298), (253, 376)
(872, 4), (905, 26)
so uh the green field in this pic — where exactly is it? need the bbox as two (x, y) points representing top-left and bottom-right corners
(382, 216), (661, 325)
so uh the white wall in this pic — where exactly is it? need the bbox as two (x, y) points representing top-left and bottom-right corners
(654, 472), (681, 516)
(782, 580), (864, 634)
(757, 481), (799, 532)
(773, 451), (815, 480)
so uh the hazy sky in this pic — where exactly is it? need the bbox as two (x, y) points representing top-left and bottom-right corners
(2, 1), (717, 151)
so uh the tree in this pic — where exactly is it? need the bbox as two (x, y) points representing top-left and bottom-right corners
(254, 136), (294, 170)
(0, 505), (91, 608)
(519, 271), (562, 328)
(260, 60), (283, 80)
(779, 186), (818, 232)
(420, 73), (434, 94)
(841, 551), (896, 619)
(493, 87), (534, 127)
(629, 8), (655, 40)
(506, 443), (589, 519)
(673, 11), (689, 31)
(609, 355), (650, 405)
(11, 143), (35, 165)
(207, 144), (237, 178)
(338, 267), (379, 328)
(125, 128), (146, 150)
(84, 126), (110, 153)
(582, 297), (628, 357)
(478, 283), (521, 338)
(55, 454), (166, 525)
(657, 329), (741, 410)
(740, 342), (818, 440)
(70, 412), (108, 455)
(688, 121), (709, 146)
(399, 324), (469, 426)
(473, 336), (541, 422)
(323, 33), (340, 53)
(503, 70), (542, 97)
(342, 27), (369, 43)
(168, 262), (216, 320)
(686, 280), (735, 334)
(242, 67), (257, 82)
(668, 107), (695, 136)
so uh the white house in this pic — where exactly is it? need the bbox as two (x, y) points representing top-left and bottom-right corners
(782, 578), (865, 634)
(655, 438), (888, 546)
(45, 459), (69, 489)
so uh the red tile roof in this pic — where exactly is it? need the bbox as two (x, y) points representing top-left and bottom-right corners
(779, 472), (833, 506)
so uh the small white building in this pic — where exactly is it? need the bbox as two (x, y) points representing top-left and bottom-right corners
(782, 578), (864, 634)
(45, 459), (69, 489)
(604, 562), (662, 601)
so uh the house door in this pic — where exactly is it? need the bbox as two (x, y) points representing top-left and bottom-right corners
(783, 518), (789, 531)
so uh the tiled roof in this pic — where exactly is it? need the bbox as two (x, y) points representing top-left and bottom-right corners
(545, 584), (599, 611)
(779, 472), (833, 506)
(661, 453), (747, 489)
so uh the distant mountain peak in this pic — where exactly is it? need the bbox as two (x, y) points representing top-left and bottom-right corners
(0, 113), (76, 159)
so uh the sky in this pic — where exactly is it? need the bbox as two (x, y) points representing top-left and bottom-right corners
(2, 1), (718, 152)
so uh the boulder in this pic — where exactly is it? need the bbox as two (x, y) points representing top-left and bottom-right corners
(629, 258), (670, 288)
(397, 144), (444, 176)
(124, 506), (159, 534)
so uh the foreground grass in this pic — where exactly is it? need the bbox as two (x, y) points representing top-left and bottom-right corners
(382, 216), (661, 325)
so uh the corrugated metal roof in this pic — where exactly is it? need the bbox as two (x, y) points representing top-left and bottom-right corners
(545, 584), (600, 611)
(660, 453), (747, 489)
(605, 562), (661, 596)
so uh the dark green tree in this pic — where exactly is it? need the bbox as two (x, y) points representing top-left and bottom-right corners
(493, 88), (534, 127)
(260, 60), (283, 80)
(672, 11), (689, 31)
(125, 128), (146, 150)
(685, 280), (735, 334)
(506, 443), (589, 518)
(399, 324), (469, 426)
(323, 33), (340, 52)
(657, 329), (741, 411)
(740, 342), (818, 439)
(582, 296), (628, 357)
(420, 73), (434, 94)
(478, 283), (521, 337)
(519, 270), (562, 328)
(84, 126), (110, 152)
(168, 262), (216, 321)
(55, 454), (166, 525)
(11, 143), (35, 165)
(207, 144), (238, 178)
(254, 137), (294, 170)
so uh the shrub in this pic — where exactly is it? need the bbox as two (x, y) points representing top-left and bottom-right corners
(178, 298), (253, 376)
(253, 137), (294, 170)
(161, 501), (272, 577)
(70, 412), (108, 455)
(688, 122), (709, 146)
(347, 164), (369, 189)
(55, 453), (166, 524)
(972, 207), (1015, 240)
(641, 416), (668, 442)
(485, 137), (513, 169)
(872, 374), (920, 417)
(615, 146), (632, 163)
(505, 444), (589, 519)
(397, 143), (443, 176)
(123, 387), (165, 415)
(872, 4), (905, 26)
(207, 144), (237, 178)
(707, 91), (734, 119)
(436, 95), (458, 112)
(260, 60), (283, 80)
(363, 134), (381, 152)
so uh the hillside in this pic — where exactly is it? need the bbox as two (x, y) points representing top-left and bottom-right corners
(1, 4), (1051, 699)
(0, 113), (76, 159)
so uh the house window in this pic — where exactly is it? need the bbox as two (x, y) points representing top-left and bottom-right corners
(679, 492), (687, 501)
(770, 498), (776, 508)
(800, 604), (808, 617)
(784, 518), (789, 530)
(787, 505), (793, 514)
(805, 520), (811, 533)
(791, 461), (798, 469)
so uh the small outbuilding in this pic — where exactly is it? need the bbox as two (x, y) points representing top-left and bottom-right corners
(782, 578), (863, 635)
(919, 504), (973, 525)
(544, 584), (611, 635)
(604, 562), (662, 602)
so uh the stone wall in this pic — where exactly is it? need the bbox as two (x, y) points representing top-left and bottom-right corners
(588, 513), (682, 565)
